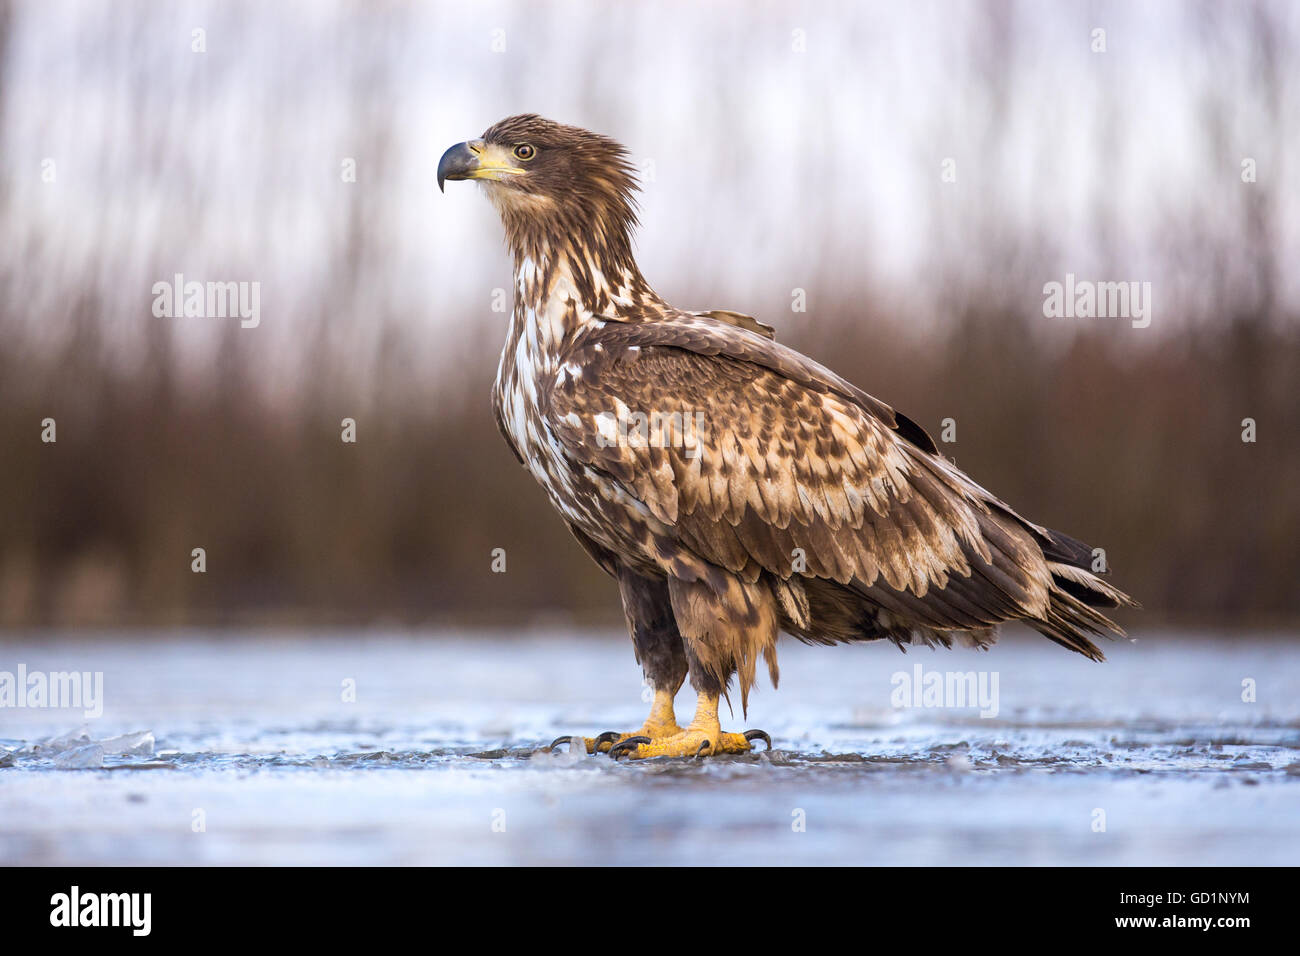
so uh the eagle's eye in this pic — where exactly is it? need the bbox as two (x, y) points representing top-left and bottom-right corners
(513, 144), (536, 161)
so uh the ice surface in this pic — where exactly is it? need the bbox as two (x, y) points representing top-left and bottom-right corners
(0, 630), (1297, 864)
(36, 727), (92, 753)
(52, 743), (104, 769)
(15, 728), (154, 766)
(98, 732), (155, 757)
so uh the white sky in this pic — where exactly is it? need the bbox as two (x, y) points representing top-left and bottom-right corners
(2, 0), (1296, 390)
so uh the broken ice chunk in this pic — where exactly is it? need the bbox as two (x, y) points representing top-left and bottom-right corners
(54, 743), (104, 769)
(98, 732), (155, 757)
(37, 727), (92, 753)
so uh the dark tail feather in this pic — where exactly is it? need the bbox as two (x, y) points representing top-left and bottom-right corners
(1038, 526), (1095, 569)
(1054, 573), (1120, 608)
(1033, 560), (1139, 661)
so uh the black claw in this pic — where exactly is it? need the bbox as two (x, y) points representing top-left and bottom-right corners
(695, 739), (711, 757)
(608, 736), (651, 760)
(549, 735), (581, 752)
(743, 729), (772, 751)
(592, 731), (621, 752)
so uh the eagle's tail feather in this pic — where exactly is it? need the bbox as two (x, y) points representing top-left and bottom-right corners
(1029, 562), (1138, 662)
(1048, 561), (1135, 609)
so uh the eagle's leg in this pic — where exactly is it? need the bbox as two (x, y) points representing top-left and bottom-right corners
(607, 572), (774, 758)
(590, 686), (682, 753)
(607, 690), (770, 759)
(550, 568), (688, 754)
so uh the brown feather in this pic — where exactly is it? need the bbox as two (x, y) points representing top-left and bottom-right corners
(457, 115), (1133, 708)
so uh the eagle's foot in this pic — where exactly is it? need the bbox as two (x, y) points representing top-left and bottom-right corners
(549, 716), (684, 755)
(607, 727), (770, 760)
(548, 700), (684, 754)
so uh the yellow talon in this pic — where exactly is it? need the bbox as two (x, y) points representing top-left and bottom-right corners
(608, 693), (769, 759)
(550, 688), (683, 753)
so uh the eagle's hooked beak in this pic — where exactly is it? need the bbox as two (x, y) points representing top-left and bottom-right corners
(437, 139), (525, 192)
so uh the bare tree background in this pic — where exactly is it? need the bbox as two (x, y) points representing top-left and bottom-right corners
(0, 0), (1296, 630)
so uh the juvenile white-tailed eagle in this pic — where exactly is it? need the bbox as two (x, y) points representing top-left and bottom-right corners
(438, 115), (1134, 759)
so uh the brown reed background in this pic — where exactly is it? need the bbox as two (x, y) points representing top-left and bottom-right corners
(0, 1), (1296, 630)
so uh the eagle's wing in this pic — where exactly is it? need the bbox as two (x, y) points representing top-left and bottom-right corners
(545, 315), (1097, 640)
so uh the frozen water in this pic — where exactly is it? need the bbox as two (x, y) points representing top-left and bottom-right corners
(0, 629), (1297, 864)
(9, 727), (155, 768)
(98, 732), (156, 757)
(36, 727), (93, 753)
(51, 743), (103, 770)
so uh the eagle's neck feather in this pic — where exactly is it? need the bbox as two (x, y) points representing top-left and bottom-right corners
(493, 234), (663, 475)
(490, 185), (658, 315)
(506, 235), (663, 355)
(491, 187), (669, 479)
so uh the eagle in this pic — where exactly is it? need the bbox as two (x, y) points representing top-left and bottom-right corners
(438, 115), (1134, 759)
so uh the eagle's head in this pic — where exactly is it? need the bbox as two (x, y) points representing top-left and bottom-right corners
(438, 114), (641, 271)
